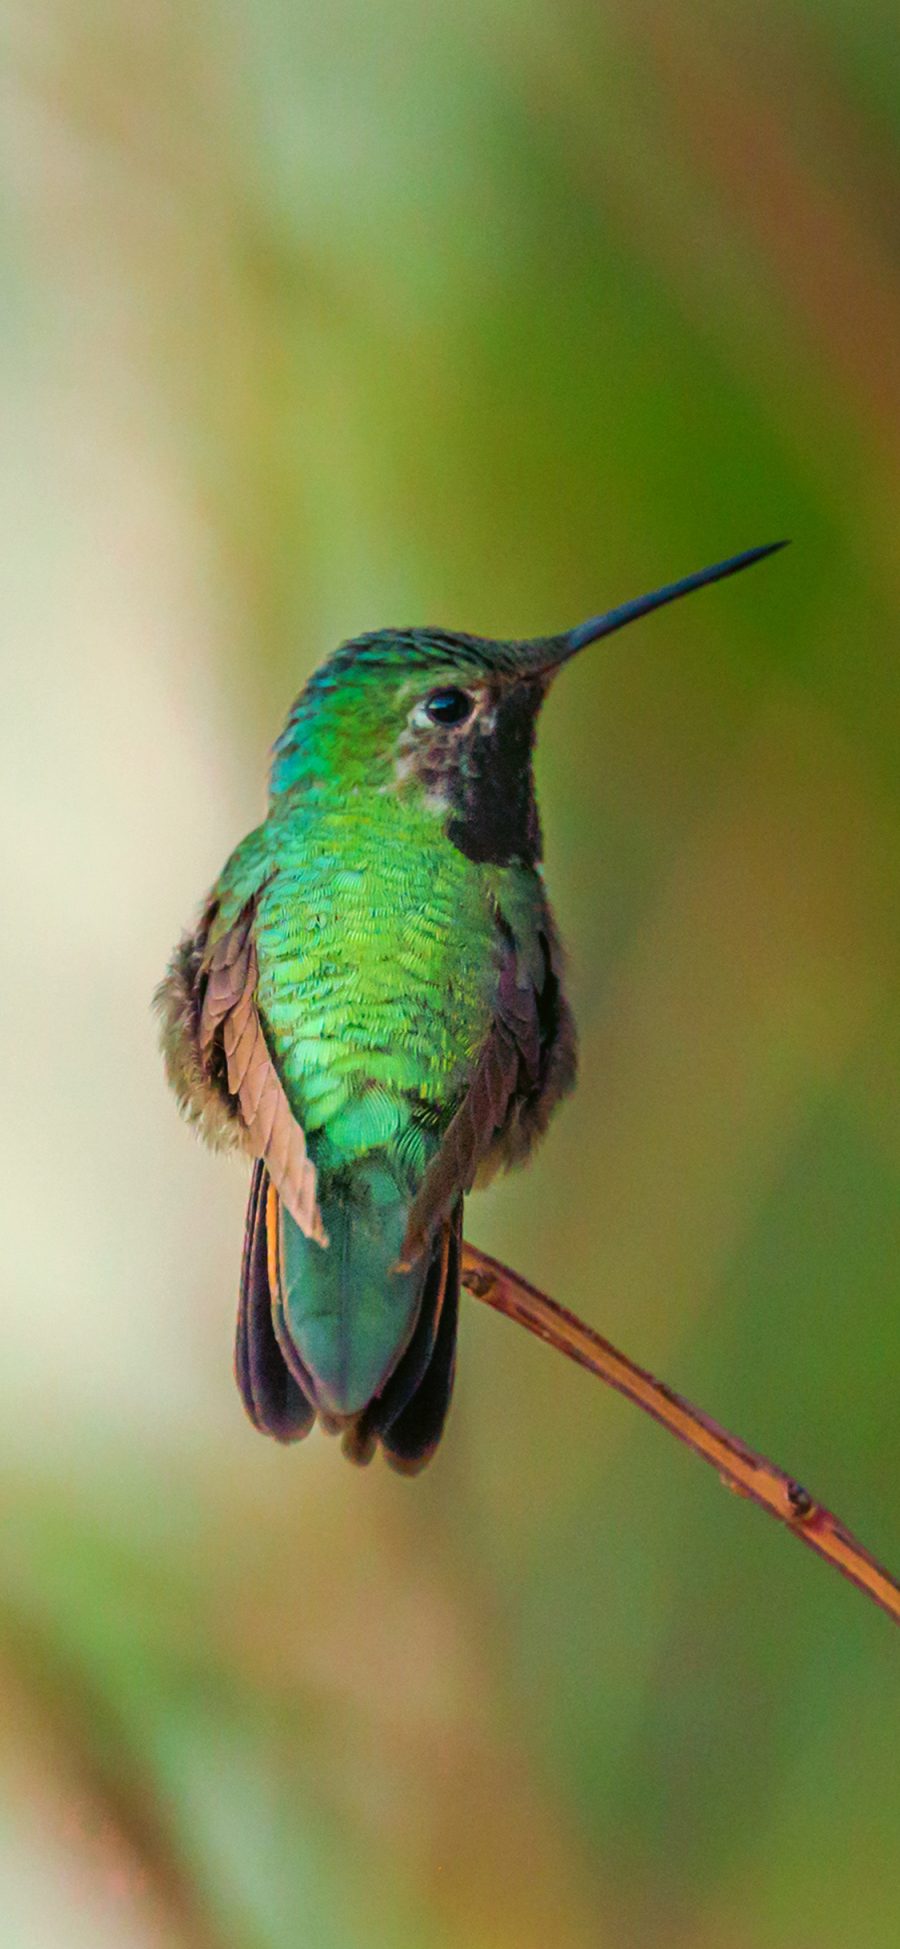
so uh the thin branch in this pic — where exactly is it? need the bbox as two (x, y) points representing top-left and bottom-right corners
(461, 1243), (900, 1628)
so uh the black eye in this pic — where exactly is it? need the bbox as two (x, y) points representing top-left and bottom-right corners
(424, 687), (473, 727)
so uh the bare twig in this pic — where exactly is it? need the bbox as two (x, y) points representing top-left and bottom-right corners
(461, 1244), (900, 1628)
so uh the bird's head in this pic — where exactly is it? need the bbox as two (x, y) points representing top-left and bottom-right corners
(270, 543), (786, 866)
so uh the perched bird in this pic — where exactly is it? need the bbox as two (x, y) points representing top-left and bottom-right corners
(157, 542), (785, 1471)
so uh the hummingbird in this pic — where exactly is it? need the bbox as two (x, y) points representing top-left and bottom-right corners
(157, 542), (785, 1472)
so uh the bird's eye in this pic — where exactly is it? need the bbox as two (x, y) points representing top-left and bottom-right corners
(424, 687), (474, 727)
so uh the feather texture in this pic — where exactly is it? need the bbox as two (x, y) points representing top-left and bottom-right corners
(200, 908), (327, 1245)
(399, 946), (546, 1265)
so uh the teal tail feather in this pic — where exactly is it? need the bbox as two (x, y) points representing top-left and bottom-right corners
(344, 1200), (460, 1473)
(280, 1159), (425, 1418)
(235, 1161), (460, 1469)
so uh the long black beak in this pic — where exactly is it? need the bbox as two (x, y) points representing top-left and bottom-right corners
(521, 540), (788, 675)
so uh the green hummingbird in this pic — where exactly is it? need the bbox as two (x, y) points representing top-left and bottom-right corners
(157, 542), (785, 1471)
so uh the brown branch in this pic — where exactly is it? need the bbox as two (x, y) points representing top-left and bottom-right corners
(461, 1243), (900, 1628)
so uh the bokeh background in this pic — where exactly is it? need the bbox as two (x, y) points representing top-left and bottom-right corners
(3, 1), (899, 1943)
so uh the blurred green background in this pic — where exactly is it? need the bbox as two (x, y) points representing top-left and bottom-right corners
(3, 1), (899, 1943)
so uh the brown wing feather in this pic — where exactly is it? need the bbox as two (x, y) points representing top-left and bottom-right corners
(399, 951), (545, 1267)
(198, 918), (254, 1061)
(201, 910), (327, 1246)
